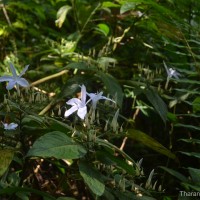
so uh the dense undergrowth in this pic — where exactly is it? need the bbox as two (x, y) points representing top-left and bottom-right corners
(1, 0), (200, 199)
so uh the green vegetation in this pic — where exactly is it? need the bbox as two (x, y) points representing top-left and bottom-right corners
(1, 0), (200, 199)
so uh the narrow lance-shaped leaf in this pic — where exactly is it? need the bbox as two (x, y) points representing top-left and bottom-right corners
(126, 129), (176, 160)
(143, 88), (168, 123)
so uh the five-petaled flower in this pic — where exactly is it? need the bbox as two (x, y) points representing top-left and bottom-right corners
(64, 85), (88, 120)
(0, 62), (29, 90)
(64, 85), (116, 120)
(163, 61), (181, 79)
(2, 122), (18, 130)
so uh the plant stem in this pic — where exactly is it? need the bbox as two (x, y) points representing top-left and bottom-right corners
(30, 70), (68, 87)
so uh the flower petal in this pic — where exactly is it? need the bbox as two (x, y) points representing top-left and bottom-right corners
(16, 78), (29, 87)
(77, 106), (87, 119)
(6, 80), (16, 90)
(81, 85), (87, 104)
(64, 105), (78, 118)
(9, 62), (17, 77)
(66, 98), (82, 106)
(19, 65), (29, 77)
(0, 76), (13, 82)
(2, 122), (18, 130)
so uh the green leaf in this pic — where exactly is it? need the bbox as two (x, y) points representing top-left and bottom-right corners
(179, 138), (200, 144)
(96, 150), (135, 175)
(95, 23), (110, 36)
(193, 97), (200, 113)
(79, 161), (105, 196)
(0, 149), (14, 177)
(0, 187), (56, 200)
(159, 166), (188, 182)
(96, 71), (123, 107)
(27, 131), (87, 159)
(127, 129), (176, 159)
(102, 2), (120, 8)
(57, 197), (76, 200)
(174, 123), (200, 131)
(188, 168), (200, 185)
(143, 88), (168, 123)
(55, 5), (72, 28)
(66, 62), (97, 71)
(179, 152), (200, 159)
(120, 2), (138, 14)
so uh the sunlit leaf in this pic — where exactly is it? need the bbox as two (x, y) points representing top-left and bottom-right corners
(79, 161), (105, 196)
(57, 197), (76, 200)
(55, 5), (71, 28)
(95, 23), (110, 36)
(0, 149), (14, 177)
(120, 2), (138, 14)
(102, 2), (120, 8)
(27, 131), (87, 159)
(193, 97), (200, 113)
(127, 129), (176, 159)
(66, 62), (97, 71)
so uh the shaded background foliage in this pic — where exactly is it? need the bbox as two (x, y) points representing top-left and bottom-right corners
(1, 0), (200, 199)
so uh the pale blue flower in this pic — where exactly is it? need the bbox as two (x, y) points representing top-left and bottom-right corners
(163, 61), (181, 79)
(2, 122), (18, 130)
(87, 91), (115, 110)
(0, 63), (29, 90)
(64, 85), (87, 119)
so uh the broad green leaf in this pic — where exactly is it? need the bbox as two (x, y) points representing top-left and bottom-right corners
(167, 112), (177, 123)
(27, 131), (86, 159)
(193, 97), (200, 113)
(0, 149), (14, 177)
(97, 57), (117, 71)
(159, 166), (188, 182)
(127, 129), (176, 159)
(96, 71), (123, 107)
(143, 88), (168, 123)
(57, 197), (76, 200)
(120, 2), (138, 14)
(47, 117), (73, 132)
(96, 150), (135, 175)
(79, 161), (105, 196)
(102, 2), (120, 8)
(55, 5), (71, 28)
(95, 23), (110, 36)
(66, 62), (97, 71)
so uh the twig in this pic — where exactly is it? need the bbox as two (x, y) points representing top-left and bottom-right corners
(38, 100), (55, 116)
(30, 70), (68, 87)
(1, 3), (12, 27)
